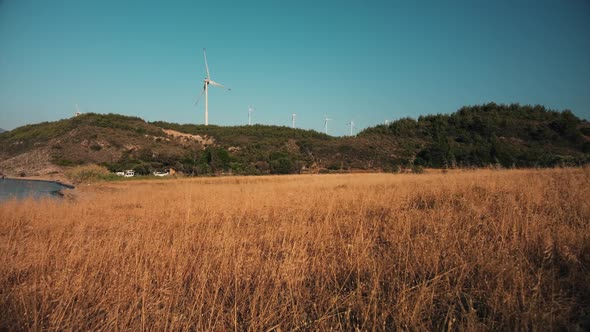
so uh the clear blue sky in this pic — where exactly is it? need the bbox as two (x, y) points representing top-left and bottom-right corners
(1, 0), (589, 135)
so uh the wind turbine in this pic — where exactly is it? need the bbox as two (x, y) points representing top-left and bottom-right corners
(291, 113), (296, 128)
(347, 121), (356, 136)
(324, 115), (332, 135)
(196, 48), (229, 126)
(74, 104), (81, 117)
(248, 105), (255, 126)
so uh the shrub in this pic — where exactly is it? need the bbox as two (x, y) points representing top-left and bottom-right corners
(270, 157), (293, 174)
(65, 165), (118, 183)
(327, 163), (341, 171)
(52, 158), (82, 167)
(412, 165), (424, 174)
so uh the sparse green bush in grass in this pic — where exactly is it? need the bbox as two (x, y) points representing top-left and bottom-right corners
(65, 165), (118, 183)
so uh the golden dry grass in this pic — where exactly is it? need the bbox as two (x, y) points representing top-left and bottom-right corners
(1, 168), (589, 330)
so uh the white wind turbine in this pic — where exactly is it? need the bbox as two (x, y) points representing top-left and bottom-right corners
(291, 113), (296, 128)
(324, 115), (332, 135)
(74, 104), (81, 117)
(248, 105), (255, 126)
(347, 121), (356, 136)
(196, 48), (229, 126)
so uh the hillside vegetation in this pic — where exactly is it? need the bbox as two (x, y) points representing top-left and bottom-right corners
(1, 169), (588, 330)
(360, 103), (590, 168)
(0, 103), (588, 177)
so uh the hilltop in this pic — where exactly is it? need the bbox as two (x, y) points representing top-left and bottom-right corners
(0, 103), (588, 177)
(359, 103), (590, 168)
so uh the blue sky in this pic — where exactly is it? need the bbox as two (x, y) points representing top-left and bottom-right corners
(1, 0), (589, 135)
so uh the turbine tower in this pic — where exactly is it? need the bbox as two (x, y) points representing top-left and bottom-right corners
(324, 116), (332, 135)
(291, 113), (296, 128)
(196, 48), (229, 126)
(348, 121), (356, 136)
(74, 104), (81, 117)
(248, 105), (255, 126)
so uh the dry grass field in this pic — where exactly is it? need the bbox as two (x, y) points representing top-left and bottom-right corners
(1, 168), (589, 330)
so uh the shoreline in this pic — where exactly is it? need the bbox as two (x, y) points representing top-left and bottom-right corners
(1, 176), (75, 190)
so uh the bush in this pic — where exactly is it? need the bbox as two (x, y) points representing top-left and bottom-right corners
(65, 165), (118, 183)
(132, 163), (153, 176)
(412, 165), (424, 174)
(270, 157), (293, 174)
(52, 158), (82, 167)
(327, 163), (341, 171)
(229, 162), (245, 174)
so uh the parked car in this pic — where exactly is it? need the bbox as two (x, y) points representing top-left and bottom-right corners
(115, 170), (135, 177)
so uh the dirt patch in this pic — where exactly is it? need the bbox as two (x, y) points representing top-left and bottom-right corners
(162, 129), (214, 147)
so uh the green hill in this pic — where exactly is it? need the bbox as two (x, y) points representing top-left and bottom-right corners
(359, 103), (590, 168)
(0, 103), (588, 177)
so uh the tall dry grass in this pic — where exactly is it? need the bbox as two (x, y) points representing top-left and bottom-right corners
(1, 168), (589, 330)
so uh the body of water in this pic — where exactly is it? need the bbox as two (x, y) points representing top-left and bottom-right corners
(0, 178), (74, 201)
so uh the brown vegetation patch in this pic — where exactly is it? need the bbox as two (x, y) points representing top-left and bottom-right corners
(0, 168), (589, 330)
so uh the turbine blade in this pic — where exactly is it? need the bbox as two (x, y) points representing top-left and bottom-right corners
(208, 80), (225, 88)
(203, 48), (210, 79)
(195, 84), (206, 106)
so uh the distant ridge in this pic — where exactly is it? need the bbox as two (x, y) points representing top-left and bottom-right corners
(0, 128), (6, 134)
(0, 103), (588, 177)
